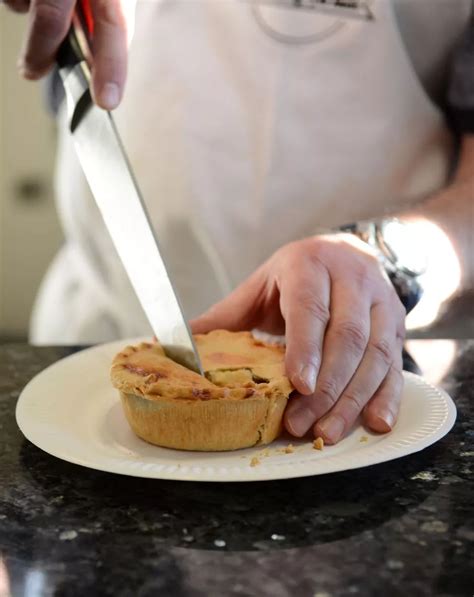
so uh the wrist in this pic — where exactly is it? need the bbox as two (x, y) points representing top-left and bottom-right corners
(338, 219), (425, 313)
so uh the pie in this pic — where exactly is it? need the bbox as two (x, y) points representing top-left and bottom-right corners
(110, 330), (293, 451)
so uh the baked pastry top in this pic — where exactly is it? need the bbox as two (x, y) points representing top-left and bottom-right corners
(110, 330), (292, 401)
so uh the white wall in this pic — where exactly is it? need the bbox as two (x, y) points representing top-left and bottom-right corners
(0, 8), (63, 338)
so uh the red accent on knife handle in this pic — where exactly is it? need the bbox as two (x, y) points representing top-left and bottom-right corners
(79, 0), (94, 37)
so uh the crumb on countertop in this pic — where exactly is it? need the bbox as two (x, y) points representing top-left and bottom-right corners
(250, 456), (261, 467)
(313, 437), (324, 451)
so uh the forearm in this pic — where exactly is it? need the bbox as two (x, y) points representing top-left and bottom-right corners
(399, 135), (474, 290)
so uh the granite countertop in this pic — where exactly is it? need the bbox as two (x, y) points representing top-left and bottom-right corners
(0, 341), (472, 597)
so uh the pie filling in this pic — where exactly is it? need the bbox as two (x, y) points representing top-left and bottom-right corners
(111, 331), (292, 402)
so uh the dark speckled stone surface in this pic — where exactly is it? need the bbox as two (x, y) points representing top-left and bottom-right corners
(0, 341), (473, 597)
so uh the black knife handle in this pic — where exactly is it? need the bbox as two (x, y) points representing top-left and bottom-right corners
(56, 1), (94, 132)
(56, 0), (91, 69)
(57, 27), (85, 70)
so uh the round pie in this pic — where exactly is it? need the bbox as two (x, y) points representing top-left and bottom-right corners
(110, 330), (293, 451)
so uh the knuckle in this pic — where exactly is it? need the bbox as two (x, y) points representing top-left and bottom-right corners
(369, 338), (393, 366)
(349, 262), (373, 289)
(307, 235), (324, 255)
(281, 239), (328, 278)
(317, 378), (339, 406)
(297, 292), (330, 326)
(284, 240), (314, 266)
(32, 1), (68, 39)
(308, 237), (331, 264)
(334, 321), (368, 353)
(342, 391), (364, 412)
(274, 242), (299, 270)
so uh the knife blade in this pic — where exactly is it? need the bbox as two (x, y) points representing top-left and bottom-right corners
(56, 15), (203, 374)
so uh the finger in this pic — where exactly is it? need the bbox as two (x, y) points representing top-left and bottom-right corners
(279, 257), (330, 396)
(19, 0), (76, 79)
(89, 0), (128, 109)
(285, 279), (369, 437)
(313, 302), (396, 444)
(190, 269), (268, 334)
(363, 338), (404, 433)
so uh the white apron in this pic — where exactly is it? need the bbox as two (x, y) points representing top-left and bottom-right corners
(30, 0), (469, 344)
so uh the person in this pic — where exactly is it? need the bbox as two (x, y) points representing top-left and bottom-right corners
(6, 0), (473, 445)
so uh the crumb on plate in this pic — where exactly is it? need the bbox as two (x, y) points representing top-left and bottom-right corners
(360, 435), (369, 443)
(284, 444), (295, 454)
(313, 437), (324, 451)
(250, 456), (261, 467)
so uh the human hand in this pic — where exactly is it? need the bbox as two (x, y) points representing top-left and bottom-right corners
(191, 235), (406, 444)
(5, 0), (128, 109)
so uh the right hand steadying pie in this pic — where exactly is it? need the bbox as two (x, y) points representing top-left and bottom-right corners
(5, 0), (128, 110)
(191, 234), (407, 445)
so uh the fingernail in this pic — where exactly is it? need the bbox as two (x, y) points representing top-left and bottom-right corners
(98, 82), (120, 110)
(286, 406), (314, 437)
(294, 364), (317, 394)
(373, 409), (395, 432)
(317, 415), (345, 444)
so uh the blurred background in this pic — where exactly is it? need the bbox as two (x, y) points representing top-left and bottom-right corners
(1, 10), (63, 342)
(0, 4), (472, 344)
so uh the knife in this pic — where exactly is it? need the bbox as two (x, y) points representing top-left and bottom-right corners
(56, 2), (203, 374)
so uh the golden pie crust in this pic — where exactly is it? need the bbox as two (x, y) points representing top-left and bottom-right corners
(110, 330), (293, 451)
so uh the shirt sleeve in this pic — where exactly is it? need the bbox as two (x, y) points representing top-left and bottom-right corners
(448, 12), (474, 134)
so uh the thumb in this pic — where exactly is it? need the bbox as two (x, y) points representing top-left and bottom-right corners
(190, 270), (266, 334)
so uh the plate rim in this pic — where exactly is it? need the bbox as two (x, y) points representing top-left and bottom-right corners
(16, 341), (457, 482)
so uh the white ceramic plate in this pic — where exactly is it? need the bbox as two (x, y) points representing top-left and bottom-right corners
(16, 339), (457, 482)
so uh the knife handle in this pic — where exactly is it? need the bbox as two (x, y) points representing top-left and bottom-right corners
(57, 1), (95, 132)
(57, 0), (92, 69)
(56, 29), (84, 70)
